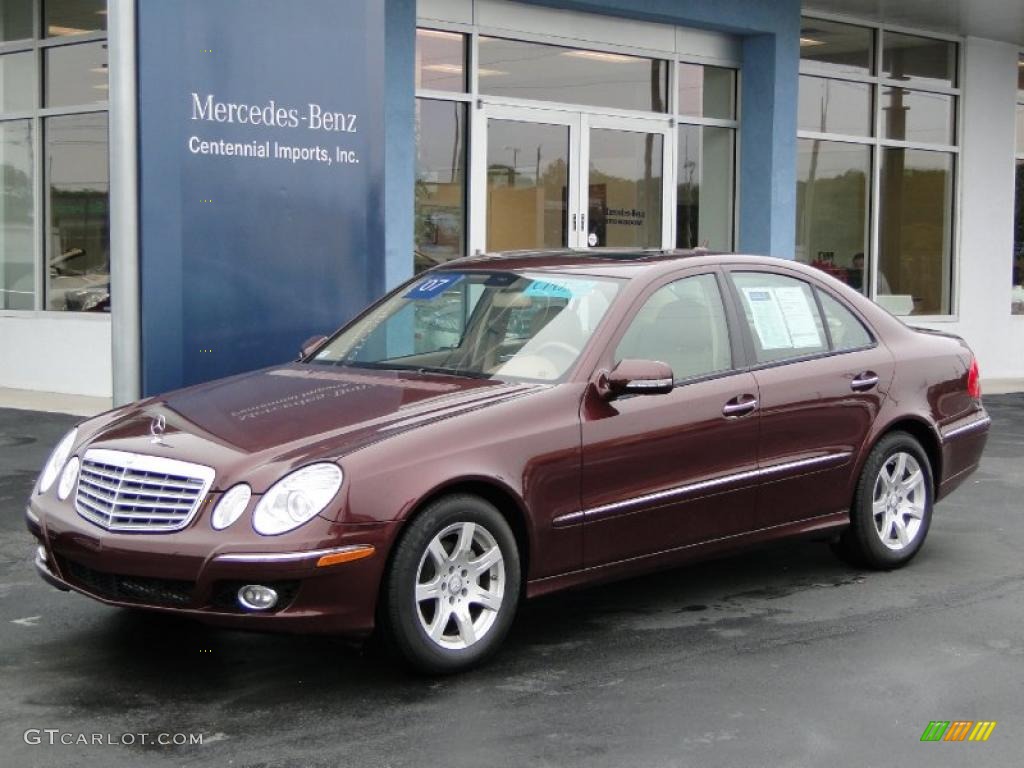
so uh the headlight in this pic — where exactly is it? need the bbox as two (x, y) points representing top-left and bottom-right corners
(57, 456), (80, 501)
(39, 428), (78, 494)
(212, 484), (252, 530)
(252, 463), (342, 536)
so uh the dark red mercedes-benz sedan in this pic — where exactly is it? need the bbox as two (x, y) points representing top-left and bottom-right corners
(27, 251), (989, 672)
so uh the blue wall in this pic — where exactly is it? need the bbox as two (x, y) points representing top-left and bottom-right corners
(517, 0), (801, 259)
(137, 0), (403, 395)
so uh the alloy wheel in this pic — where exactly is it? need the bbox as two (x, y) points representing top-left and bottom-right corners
(872, 451), (927, 551)
(414, 522), (505, 650)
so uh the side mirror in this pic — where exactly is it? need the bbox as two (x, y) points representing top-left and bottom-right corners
(600, 359), (674, 399)
(299, 334), (328, 360)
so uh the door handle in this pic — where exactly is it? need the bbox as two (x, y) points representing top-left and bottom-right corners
(851, 371), (879, 391)
(723, 395), (758, 417)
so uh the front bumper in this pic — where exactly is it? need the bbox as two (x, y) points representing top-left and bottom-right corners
(26, 495), (398, 637)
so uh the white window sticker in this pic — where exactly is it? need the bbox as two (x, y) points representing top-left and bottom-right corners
(741, 285), (822, 350)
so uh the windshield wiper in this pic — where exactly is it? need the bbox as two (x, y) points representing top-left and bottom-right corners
(337, 361), (491, 380)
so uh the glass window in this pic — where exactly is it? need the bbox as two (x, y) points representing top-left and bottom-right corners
(878, 148), (953, 316)
(882, 32), (957, 88)
(677, 64), (735, 120)
(799, 75), (872, 136)
(311, 271), (622, 382)
(615, 274), (731, 379)
(817, 290), (873, 350)
(415, 28), (466, 93)
(486, 119), (568, 251)
(0, 51), (35, 112)
(1013, 159), (1023, 316)
(796, 139), (871, 294)
(1016, 103), (1024, 151)
(587, 128), (663, 248)
(676, 125), (734, 250)
(0, 120), (34, 310)
(478, 36), (669, 113)
(881, 88), (955, 145)
(732, 272), (828, 363)
(44, 0), (107, 37)
(45, 41), (108, 107)
(415, 99), (466, 273)
(0, 0), (32, 41)
(800, 18), (874, 77)
(46, 113), (110, 312)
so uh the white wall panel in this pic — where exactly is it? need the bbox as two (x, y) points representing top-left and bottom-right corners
(0, 314), (113, 397)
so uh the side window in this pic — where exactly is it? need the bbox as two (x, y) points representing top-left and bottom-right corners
(817, 290), (873, 351)
(731, 272), (828, 364)
(615, 273), (732, 380)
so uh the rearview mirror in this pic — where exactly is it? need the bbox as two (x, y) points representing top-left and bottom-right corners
(601, 359), (674, 399)
(299, 334), (328, 360)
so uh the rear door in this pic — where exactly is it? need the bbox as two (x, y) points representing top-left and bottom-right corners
(579, 269), (761, 567)
(725, 268), (894, 528)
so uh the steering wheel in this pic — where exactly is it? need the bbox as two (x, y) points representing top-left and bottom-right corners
(531, 340), (580, 363)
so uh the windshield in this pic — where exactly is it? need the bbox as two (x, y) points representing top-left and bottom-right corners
(310, 271), (622, 381)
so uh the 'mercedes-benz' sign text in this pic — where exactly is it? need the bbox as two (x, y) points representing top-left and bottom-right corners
(191, 93), (357, 132)
(188, 92), (360, 166)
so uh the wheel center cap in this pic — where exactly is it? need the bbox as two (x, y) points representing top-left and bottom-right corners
(449, 574), (464, 593)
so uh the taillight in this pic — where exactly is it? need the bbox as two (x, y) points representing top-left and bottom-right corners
(967, 358), (981, 399)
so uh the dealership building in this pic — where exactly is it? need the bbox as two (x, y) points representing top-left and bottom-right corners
(1, 0), (1023, 405)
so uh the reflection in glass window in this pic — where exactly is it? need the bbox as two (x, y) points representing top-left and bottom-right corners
(882, 32), (957, 88)
(881, 88), (955, 145)
(615, 273), (732, 379)
(796, 139), (871, 294)
(677, 64), (735, 120)
(46, 113), (110, 312)
(817, 290), (873, 350)
(0, 120), (34, 310)
(45, 41), (108, 107)
(415, 29), (466, 93)
(0, 0), (32, 41)
(415, 99), (466, 273)
(800, 18), (874, 76)
(588, 129), (663, 248)
(45, 0), (107, 37)
(478, 36), (668, 113)
(486, 119), (568, 251)
(0, 51), (35, 113)
(798, 75), (872, 136)
(676, 125), (734, 251)
(878, 148), (953, 316)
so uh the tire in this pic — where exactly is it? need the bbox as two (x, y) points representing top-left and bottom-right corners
(381, 494), (521, 674)
(832, 431), (934, 570)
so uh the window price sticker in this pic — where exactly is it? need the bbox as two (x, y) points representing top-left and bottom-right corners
(742, 286), (822, 350)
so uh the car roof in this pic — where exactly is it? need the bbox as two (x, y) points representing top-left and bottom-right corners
(434, 249), (804, 279)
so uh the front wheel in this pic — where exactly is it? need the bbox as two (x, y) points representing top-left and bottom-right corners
(381, 495), (521, 673)
(832, 432), (934, 570)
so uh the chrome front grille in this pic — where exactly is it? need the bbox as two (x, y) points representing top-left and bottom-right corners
(75, 449), (216, 533)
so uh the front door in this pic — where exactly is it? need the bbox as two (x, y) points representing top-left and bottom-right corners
(472, 106), (672, 253)
(579, 270), (761, 567)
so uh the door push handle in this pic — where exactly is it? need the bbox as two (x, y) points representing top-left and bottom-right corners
(571, 213), (577, 231)
(723, 395), (758, 417)
(850, 371), (880, 391)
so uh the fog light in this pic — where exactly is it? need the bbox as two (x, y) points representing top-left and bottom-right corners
(237, 584), (278, 611)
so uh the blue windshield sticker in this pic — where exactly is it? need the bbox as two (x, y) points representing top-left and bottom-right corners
(524, 279), (592, 299)
(404, 273), (464, 300)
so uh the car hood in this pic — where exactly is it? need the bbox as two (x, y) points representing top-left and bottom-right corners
(82, 364), (545, 489)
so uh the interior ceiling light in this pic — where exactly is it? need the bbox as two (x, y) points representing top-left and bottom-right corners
(562, 49), (636, 63)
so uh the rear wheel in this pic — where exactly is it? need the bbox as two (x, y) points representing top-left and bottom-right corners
(832, 432), (933, 569)
(382, 494), (520, 673)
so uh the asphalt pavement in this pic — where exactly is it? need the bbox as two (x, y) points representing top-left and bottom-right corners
(1, 397), (1022, 768)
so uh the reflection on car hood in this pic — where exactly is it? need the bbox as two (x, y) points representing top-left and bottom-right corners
(84, 364), (545, 478)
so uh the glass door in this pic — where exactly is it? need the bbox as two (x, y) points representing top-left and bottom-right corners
(582, 115), (673, 249)
(473, 105), (583, 252)
(471, 107), (672, 253)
